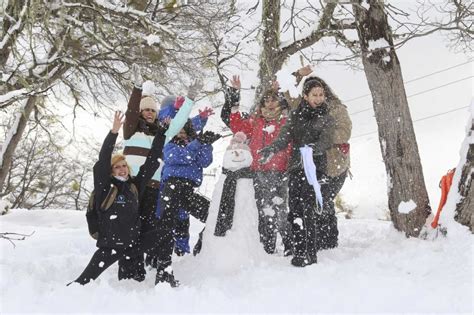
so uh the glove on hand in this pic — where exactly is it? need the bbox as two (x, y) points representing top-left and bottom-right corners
(225, 86), (240, 105)
(187, 80), (203, 100)
(174, 96), (185, 110)
(199, 107), (215, 119)
(197, 131), (221, 145)
(131, 64), (143, 88)
(258, 147), (274, 164)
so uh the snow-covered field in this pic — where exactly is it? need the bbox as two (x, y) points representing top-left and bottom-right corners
(1, 206), (471, 314)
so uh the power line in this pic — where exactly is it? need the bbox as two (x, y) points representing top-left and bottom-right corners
(351, 105), (469, 139)
(349, 75), (473, 116)
(345, 59), (473, 105)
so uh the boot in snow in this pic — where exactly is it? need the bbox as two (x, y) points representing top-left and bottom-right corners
(155, 269), (180, 287)
(291, 254), (317, 267)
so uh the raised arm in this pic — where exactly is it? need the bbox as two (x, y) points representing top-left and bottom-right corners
(221, 75), (241, 128)
(124, 65), (144, 140)
(93, 111), (123, 192)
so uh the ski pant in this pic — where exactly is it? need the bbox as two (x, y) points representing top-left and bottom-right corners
(174, 192), (210, 255)
(118, 186), (158, 279)
(288, 169), (323, 261)
(317, 171), (347, 250)
(253, 171), (291, 254)
(73, 228), (166, 285)
(155, 177), (209, 270)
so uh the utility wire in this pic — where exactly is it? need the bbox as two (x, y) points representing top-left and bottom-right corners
(344, 59), (472, 103)
(351, 105), (470, 139)
(349, 75), (473, 116)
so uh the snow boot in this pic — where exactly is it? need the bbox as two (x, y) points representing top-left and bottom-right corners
(291, 254), (317, 267)
(155, 269), (180, 287)
(193, 229), (204, 256)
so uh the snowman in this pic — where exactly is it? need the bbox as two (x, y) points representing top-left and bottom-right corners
(179, 132), (267, 276)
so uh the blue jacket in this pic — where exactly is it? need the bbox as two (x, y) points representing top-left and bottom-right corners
(158, 103), (207, 132)
(161, 139), (213, 186)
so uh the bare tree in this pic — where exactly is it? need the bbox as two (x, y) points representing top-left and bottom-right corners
(0, 0), (238, 192)
(454, 111), (474, 231)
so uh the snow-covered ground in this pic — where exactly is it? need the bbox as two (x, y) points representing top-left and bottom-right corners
(0, 206), (471, 314)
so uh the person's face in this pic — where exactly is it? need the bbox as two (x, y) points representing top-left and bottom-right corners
(111, 160), (129, 178)
(141, 108), (156, 123)
(304, 87), (326, 108)
(177, 128), (188, 140)
(261, 97), (281, 119)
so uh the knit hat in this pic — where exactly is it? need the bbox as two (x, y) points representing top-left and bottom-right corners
(227, 132), (250, 152)
(161, 95), (177, 109)
(140, 96), (157, 112)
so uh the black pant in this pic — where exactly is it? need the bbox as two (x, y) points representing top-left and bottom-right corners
(74, 228), (166, 285)
(118, 186), (159, 280)
(317, 171), (347, 249)
(288, 169), (321, 261)
(253, 171), (291, 254)
(155, 177), (209, 269)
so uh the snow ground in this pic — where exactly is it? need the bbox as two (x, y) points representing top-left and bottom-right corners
(1, 208), (472, 314)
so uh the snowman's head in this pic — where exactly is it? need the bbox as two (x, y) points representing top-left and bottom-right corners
(223, 132), (253, 171)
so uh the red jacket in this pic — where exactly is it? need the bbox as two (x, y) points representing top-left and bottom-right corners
(229, 112), (291, 172)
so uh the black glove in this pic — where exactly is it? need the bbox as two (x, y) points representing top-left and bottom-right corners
(225, 86), (240, 105)
(197, 131), (222, 145)
(258, 147), (274, 164)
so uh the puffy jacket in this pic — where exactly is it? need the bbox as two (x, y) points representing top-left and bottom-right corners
(161, 139), (213, 186)
(264, 101), (335, 177)
(284, 75), (352, 177)
(93, 131), (164, 249)
(229, 112), (291, 172)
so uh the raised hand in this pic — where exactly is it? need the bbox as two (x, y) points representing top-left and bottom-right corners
(174, 96), (186, 109)
(198, 106), (215, 119)
(230, 75), (241, 90)
(131, 64), (143, 87)
(298, 65), (313, 77)
(187, 79), (203, 100)
(111, 111), (125, 134)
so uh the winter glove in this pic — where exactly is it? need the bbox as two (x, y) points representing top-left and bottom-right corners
(187, 79), (203, 100)
(197, 131), (222, 145)
(337, 143), (350, 155)
(225, 86), (240, 105)
(174, 96), (185, 110)
(258, 147), (275, 164)
(199, 106), (215, 119)
(131, 64), (143, 88)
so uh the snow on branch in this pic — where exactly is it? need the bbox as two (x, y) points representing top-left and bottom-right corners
(279, 2), (337, 56)
(0, 0), (30, 51)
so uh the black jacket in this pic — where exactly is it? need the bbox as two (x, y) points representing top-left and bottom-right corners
(264, 101), (335, 176)
(93, 131), (165, 248)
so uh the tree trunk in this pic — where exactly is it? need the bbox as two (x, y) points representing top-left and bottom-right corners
(256, 0), (285, 104)
(0, 96), (37, 192)
(454, 115), (474, 232)
(353, 0), (431, 237)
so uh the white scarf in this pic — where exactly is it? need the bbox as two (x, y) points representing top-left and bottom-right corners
(299, 145), (323, 213)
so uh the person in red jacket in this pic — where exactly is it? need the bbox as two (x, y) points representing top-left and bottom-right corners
(222, 75), (292, 255)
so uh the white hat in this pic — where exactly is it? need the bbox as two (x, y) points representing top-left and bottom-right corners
(140, 96), (157, 111)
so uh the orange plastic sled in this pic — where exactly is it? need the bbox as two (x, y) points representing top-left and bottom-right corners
(431, 168), (456, 228)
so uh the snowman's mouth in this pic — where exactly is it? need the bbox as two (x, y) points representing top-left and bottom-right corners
(232, 158), (246, 162)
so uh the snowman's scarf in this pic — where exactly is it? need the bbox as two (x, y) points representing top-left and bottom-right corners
(214, 167), (254, 236)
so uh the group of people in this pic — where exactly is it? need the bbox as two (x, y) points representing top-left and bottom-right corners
(71, 64), (352, 287)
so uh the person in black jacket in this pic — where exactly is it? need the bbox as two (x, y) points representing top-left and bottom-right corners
(71, 111), (166, 285)
(259, 79), (335, 267)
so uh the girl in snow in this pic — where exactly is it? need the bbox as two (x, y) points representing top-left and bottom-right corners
(72, 111), (165, 285)
(285, 65), (352, 250)
(221, 76), (292, 255)
(259, 78), (335, 267)
(153, 122), (221, 287)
